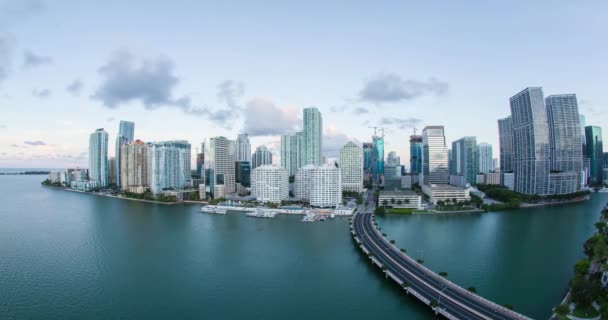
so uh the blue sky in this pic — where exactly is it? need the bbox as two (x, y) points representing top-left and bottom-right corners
(1, 0), (606, 168)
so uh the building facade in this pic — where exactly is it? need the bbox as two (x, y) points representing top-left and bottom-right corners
(303, 107), (323, 166)
(422, 126), (449, 185)
(148, 140), (191, 194)
(252, 146), (273, 169)
(409, 135), (423, 175)
(477, 142), (493, 174)
(585, 126), (604, 185)
(235, 134), (251, 162)
(498, 116), (514, 172)
(206, 136), (236, 198)
(280, 132), (304, 176)
(451, 136), (477, 185)
(120, 140), (148, 191)
(339, 141), (363, 193)
(89, 128), (109, 187)
(115, 120), (134, 188)
(309, 165), (342, 208)
(251, 165), (288, 203)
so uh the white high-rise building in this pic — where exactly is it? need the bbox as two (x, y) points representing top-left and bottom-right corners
(295, 165), (315, 201)
(115, 120), (134, 188)
(251, 165), (288, 203)
(303, 107), (323, 166)
(252, 146), (273, 169)
(235, 134), (251, 162)
(89, 128), (109, 187)
(120, 140), (148, 191)
(147, 140), (191, 194)
(207, 136), (236, 198)
(339, 142), (363, 193)
(310, 165), (342, 207)
(422, 126), (449, 185)
(477, 142), (493, 173)
(280, 132), (303, 176)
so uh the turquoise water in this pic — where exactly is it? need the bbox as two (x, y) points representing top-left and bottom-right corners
(1, 175), (606, 319)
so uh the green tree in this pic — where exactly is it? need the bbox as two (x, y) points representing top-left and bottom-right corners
(374, 206), (385, 215)
(390, 198), (396, 205)
(596, 221), (607, 234)
(439, 272), (448, 277)
(573, 258), (591, 278)
(554, 304), (569, 316)
(570, 277), (599, 307)
(467, 286), (477, 293)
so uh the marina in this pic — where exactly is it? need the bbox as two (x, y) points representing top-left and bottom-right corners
(201, 203), (355, 222)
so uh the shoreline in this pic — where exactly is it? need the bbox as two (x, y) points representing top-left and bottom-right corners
(520, 195), (590, 208)
(41, 184), (182, 206)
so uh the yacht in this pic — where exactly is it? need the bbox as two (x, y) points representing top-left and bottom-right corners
(599, 187), (608, 193)
(201, 206), (228, 214)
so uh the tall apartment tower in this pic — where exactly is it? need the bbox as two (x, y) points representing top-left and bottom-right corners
(497, 117), (514, 172)
(115, 120), (134, 188)
(235, 134), (251, 162)
(206, 136), (236, 198)
(409, 135), (423, 174)
(421, 126), (449, 185)
(303, 107), (323, 166)
(546, 94), (583, 190)
(510, 87), (550, 195)
(89, 128), (109, 187)
(585, 126), (604, 185)
(339, 141), (364, 193)
(280, 132), (304, 176)
(477, 142), (493, 173)
(120, 140), (148, 191)
(147, 140), (191, 194)
(451, 136), (477, 185)
(252, 146), (273, 169)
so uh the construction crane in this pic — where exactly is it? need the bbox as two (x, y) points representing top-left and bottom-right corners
(368, 126), (385, 138)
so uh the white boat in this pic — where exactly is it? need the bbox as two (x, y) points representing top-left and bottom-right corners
(599, 187), (608, 193)
(301, 213), (316, 222)
(246, 208), (277, 218)
(201, 205), (227, 214)
(330, 213), (336, 219)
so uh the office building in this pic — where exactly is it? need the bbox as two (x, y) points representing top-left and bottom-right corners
(378, 190), (422, 209)
(421, 184), (471, 205)
(252, 146), (273, 169)
(295, 165), (315, 201)
(477, 142), (493, 174)
(235, 134), (251, 162)
(421, 126), (449, 185)
(497, 117), (514, 172)
(339, 141), (363, 193)
(409, 135), (423, 174)
(115, 120), (134, 188)
(89, 128), (109, 187)
(235, 161), (251, 188)
(108, 157), (116, 185)
(206, 136), (236, 198)
(281, 132), (304, 176)
(196, 141), (205, 178)
(120, 140), (148, 191)
(363, 142), (373, 186)
(371, 135), (384, 185)
(451, 137), (477, 185)
(303, 107), (323, 166)
(502, 172), (515, 191)
(251, 165), (288, 203)
(510, 87), (550, 195)
(148, 140), (191, 194)
(585, 126), (604, 185)
(386, 151), (400, 166)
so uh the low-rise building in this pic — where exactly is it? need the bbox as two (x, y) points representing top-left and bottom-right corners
(549, 171), (579, 195)
(378, 190), (422, 209)
(421, 184), (471, 205)
(70, 180), (99, 191)
(449, 175), (466, 187)
(501, 172), (515, 191)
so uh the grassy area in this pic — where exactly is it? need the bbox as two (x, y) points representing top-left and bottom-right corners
(388, 208), (414, 214)
(572, 304), (600, 318)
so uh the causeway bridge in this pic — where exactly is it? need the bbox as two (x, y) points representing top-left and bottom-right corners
(351, 208), (531, 320)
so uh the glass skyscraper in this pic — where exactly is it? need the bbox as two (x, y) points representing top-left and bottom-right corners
(147, 140), (191, 194)
(477, 142), (493, 174)
(585, 126), (604, 185)
(252, 146), (273, 169)
(280, 132), (303, 176)
(303, 107), (323, 166)
(497, 117), (514, 172)
(409, 135), (423, 174)
(510, 87), (550, 195)
(452, 136), (477, 185)
(371, 136), (384, 184)
(422, 126), (449, 185)
(235, 134), (251, 162)
(115, 120), (134, 188)
(89, 128), (109, 187)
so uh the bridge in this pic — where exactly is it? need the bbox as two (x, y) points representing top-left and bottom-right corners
(351, 207), (531, 320)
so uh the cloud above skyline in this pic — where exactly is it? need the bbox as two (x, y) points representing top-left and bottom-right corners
(359, 73), (448, 104)
(22, 50), (52, 69)
(66, 79), (83, 96)
(24, 140), (46, 146)
(32, 88), (51, 98)
(380, 117), (423, 130)
(242, 98), (300, 136)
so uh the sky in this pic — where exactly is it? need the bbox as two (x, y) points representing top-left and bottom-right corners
(1, 0), (607, 168)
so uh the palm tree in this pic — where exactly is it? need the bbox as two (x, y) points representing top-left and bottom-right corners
(439, 271), (448, 277)
(467, 286), (477, 293)
(389, 239), (395, 244)
(416, 259), (424, 264)
(391, 198), (396, 205)
(382, 199), (388, 206)
(400, 248), (406, 253)
(404, 199), (410, 204)
(396, 199), (403, 205)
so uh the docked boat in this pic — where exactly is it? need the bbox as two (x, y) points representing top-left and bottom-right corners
(301, 213), (316, 222)
(599, 187), (608, 193)
(200, 205), (228, 214)
(246, 208), (278, 218)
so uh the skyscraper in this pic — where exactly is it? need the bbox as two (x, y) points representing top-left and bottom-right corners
(148, 140), (191, 194)
(251, 165), (288, 203)
(510, 87), (550, 195)
(386, 151), (400, 167)
(422, 126), (449, 185)
(280, 132), (303, 176)
(371, 135), (384, 184)
(546, 94), (582, 191)
(497, 117), (514, 172)
(235, 134), (251, 162)
(89, 128), (109, 187)
(303, 107), (322, 166)
(362, 142), (373, 185)
(115, 120), (134, 188)
(252, 146), (273, 169)
(409, 135), (423, 174)
(477, 142), (493, 174)
(196, 141), (205, 178)
(451, 137), (477, 185)
(206, 136), (236, 198)
(339, 141), (363, 193)
(120, 140), (148, 191)
(585, 126), (604, 185)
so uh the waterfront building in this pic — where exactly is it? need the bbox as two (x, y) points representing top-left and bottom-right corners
(585, 126), (604, 185)
(281, 132), (304, 176)
(401, 175), (413, 189)
(339, 141), (364, 193)
(451, 137), (477, 185)
(309, 165), (342, 208)
(295, 165), (315, 201)
(421, 184), (471, 205)
(70, 180), (99, 191)
(251, 165), (288, 203)
(477, 142), (493, 174)
(362, 142), (373, 186)
(510, 87), (550, 195)
(108, 157), (116, 185)
(421, 126), (449, 185)
(448, 149), (455, 176)
(549, 172), (579, 195)
(148, 140), (191, 194)
(252, 146), (273, 169)
(303, 107), (323, 166)
(206, 136), (236, 198)
(546, 94), (583, 192)
(384, 165), (402, 190)
(580, 114), (587, 153)
(89, 128), (109, 187)
(502, 172), (515, 191)
(409, 135), (423, 175)
(120, 140), (148, 191)
(115, 120), (134, 188)
(497, 116), (514, 172)
(235, 134), (251, 162)
(477, 172), (500, 185)
(378, 190), (422, 209)
(235, 161), (251, 188)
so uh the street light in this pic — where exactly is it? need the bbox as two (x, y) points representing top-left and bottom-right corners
(437, 286), (448, 308)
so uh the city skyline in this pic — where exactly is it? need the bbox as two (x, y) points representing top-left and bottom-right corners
(1, 1), (608, 168)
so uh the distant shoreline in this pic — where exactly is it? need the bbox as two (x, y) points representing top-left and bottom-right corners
(1, 171), (50, 175)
